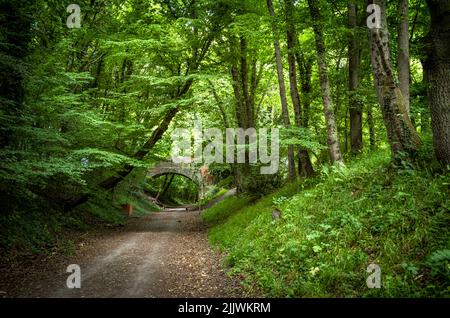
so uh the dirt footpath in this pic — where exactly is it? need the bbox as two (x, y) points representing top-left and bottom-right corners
(0, 210), (246, 298)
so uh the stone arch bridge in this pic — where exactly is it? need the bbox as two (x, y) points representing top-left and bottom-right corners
(147, 161), (213, 197)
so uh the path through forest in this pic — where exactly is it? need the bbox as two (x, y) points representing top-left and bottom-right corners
(1, 206), (245, 298)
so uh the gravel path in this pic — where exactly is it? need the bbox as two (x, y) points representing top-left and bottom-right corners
(0, 210), (245, 298)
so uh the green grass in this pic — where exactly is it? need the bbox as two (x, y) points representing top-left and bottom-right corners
(204, 151), (450, 297)
(202, 195), (252, 225)
(200, 187), (231, 206)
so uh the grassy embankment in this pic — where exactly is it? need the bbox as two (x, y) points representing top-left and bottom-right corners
(202, 151), (450, 297)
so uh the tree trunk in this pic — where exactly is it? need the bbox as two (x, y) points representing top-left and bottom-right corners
(348, 1), (363, 154)
(368, 104), (376, 149)
(65, 104), (181, 210)
(367, 0), (421, 157)
(296, 51), (316, 176)
(229, 36), (262, 192)
(284, 0), (314, 177)
(423, 0), (450, 165)
(161, 174), (175, 198)
(267, 0), (296, 180)
(155, 174), (168, 201)
(231, 63), (246, 128)
(307, 0), (344, 165)
(397, 0), (411, 114)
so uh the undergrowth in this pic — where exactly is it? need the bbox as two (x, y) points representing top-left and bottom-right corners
(203, 150), (450, 297)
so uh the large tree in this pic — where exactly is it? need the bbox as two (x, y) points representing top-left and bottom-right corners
(367, 0), (421, 157)
(267, 0), (297, 179)
(348, 1), (363, 154)
(423, 0), (450, 165)
(229, 35), (261, 192)
(66, 0), (222, 208)
(284, 0), (315, 177)
(307, 0), (344, 165)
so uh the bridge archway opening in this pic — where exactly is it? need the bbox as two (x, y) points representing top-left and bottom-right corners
(147, 172), (200, 206)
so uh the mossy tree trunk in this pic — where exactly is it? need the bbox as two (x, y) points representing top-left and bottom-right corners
(296, 50), (316, 176)
(367, 0), (421, 158)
